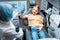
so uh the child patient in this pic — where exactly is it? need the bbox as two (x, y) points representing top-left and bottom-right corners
(20, 5), (46, 40)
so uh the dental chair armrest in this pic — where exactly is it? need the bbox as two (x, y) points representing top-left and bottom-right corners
(48, 26), (55, 31)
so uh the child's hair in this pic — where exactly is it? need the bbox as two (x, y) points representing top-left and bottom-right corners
(33, 5), (40, 15)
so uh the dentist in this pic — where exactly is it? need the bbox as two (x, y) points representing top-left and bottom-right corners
(0, 3), (25, 40)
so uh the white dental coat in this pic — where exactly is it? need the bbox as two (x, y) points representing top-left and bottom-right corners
(0, 21), (23, 40)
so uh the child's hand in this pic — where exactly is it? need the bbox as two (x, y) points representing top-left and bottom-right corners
(38, 27), (41, 31)
(38, 24), (43, 31)
(20, 14), (24, 18)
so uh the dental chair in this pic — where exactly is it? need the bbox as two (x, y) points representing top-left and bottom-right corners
(19, 8), (49, 40)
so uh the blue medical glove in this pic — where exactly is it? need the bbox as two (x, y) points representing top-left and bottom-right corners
(12, 4), (18, 8)
(19, 3), (25, 14)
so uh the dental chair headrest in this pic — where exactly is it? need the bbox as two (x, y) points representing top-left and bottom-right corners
(0, 4), (13, 22)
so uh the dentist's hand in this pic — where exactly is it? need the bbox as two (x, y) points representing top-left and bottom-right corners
(19, 3), (25, 14)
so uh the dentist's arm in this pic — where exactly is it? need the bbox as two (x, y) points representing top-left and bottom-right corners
(18, 3), (28, 19)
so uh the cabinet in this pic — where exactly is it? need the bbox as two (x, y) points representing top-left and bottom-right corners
(52, 7), (60, 15)
(48, 15), (60, 38)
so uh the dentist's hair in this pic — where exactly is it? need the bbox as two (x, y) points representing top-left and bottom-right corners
(0, 4), (13, 22)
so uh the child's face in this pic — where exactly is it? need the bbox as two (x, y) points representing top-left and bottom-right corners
(32, 6), (39, 15)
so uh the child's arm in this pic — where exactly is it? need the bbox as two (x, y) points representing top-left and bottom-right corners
(20, 14), (28, 19)
(38, 16), (44, 31)
(20, 14), (31, 19)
